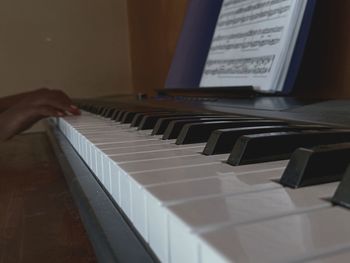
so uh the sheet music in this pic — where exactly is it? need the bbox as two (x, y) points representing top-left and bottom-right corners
(200, 0), (305, 92)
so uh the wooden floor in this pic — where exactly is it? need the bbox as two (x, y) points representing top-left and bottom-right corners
(0, 133), (96, 263)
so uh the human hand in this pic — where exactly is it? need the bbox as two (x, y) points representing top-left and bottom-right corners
(16, 88), (81, 116)
(0, 88), (80, 140)
(0, 88), (80, 115)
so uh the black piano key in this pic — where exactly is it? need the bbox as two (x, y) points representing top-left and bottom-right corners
(115, 110), (128, 122)
(121, 111), (145, 123)
(97, 106), (106, 115)
(228, 130), (350, 165)
(120, 107), (161, 123)
(111, 109), (122, 120)
(89, 105), (96, 113)
(130, 113), (147, 127)
(162, 117), (261, 140)
(86, 104), (94, 110)
(99, 107), (105, 115)
(203, 125), (289, 155)
(176, 120), (288, 145)
(105, 108), (117, 118)
(203, 124), (330, 155)
(130, 110), (170, 127)
(88, 105), (95, 113)
(91, 106), (99, 114)
(280, 143), (350, 188)
(87, 104), (94, 111)
(122, 109), (164, 124)
(101, 107), (110, 117)
(137, 113), (198, 130)
(130, 112), (147, 127)
(332, 164), (350, 209)
(151, 114), (231, 135)
(115, 108), (150, 122)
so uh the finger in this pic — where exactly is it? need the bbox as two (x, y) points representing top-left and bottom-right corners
(17, 89), (79, 115)
(28, 94), (71, 112)
(35, 105), (62, 117)
(48, 90), (80, 115)
(68, 105), (81, 115)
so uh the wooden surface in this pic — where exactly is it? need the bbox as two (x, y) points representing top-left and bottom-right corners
(126, 1), (350, 99)
(293, 1), (350, 99)
(127, 0), (189, 96)
(0, 133), (96, 263)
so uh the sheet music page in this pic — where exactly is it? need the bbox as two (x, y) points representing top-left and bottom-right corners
(200, 0), (300, 92)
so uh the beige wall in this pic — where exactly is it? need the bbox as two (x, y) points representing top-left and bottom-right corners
(0, 0), (132, 99)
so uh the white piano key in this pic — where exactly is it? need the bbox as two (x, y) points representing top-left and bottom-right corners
(60, 112), (350, 263)
(116, 155), (228, 220)
(95, 138), (161, 147)
(95, 145), (205, 185)
(65, 122), (111, 128)
(111, 146), (217, 226)
(73, 125), (122, 132)
(131, 160), (287, 186)
(80, 136), (89, 164)
(199, 207), (350, 263)
(82, 126), (138, 134)
(62, 116), (100, 124)
(119, 170), (132, 216)
(112, 154), (229, 219)
(90, 144), (98, 174)
(87, 134), (139, 142)
(85, 132), (143, 141)
(303, 249), (350, 263)
(72, 121), (114, 126)
(144, 169), (286, 263)
(107, 147), (204, 164)
(110, 161), (121, 204)
(119, 154), (228, 175)
(104, 143), (203, 157)
(102, 153), (112, 192)
(74, 125), (120, 131)
(98, 139), (167, 149)
(96, 148), (104, 183)
(168, 182), (338, 263)
(83, 136), (90, 163)
(86, 134), (157, 145)
(129, 161), (286, 240)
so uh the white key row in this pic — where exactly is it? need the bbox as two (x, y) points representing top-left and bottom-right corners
(57, 112), (350, 263)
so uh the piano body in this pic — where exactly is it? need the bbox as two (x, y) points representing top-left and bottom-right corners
(46, 94), (350, 263)
(45, 1), (350, 262)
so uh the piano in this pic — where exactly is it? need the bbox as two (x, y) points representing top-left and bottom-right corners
(46, 94), (350, 263)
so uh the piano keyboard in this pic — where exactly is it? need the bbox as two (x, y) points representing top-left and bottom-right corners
(55, 101), (350, 263)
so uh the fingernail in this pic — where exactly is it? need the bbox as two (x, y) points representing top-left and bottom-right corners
(70, 105), (79, 110)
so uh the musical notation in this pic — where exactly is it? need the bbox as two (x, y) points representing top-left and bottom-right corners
(211, 38), (280, 51)
(212, 26), (284, 42)
(222, 0), (251, 9)
(204, 55), (275, 75)
(217, 6), (291, 27)
(200, 0), (306, 93)
(220, 0), (289, 20)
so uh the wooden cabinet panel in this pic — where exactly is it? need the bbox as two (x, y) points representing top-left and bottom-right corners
(127, 0), (189, 95)
(294, 1), (350, 99)
(127, 1), (350, 99)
